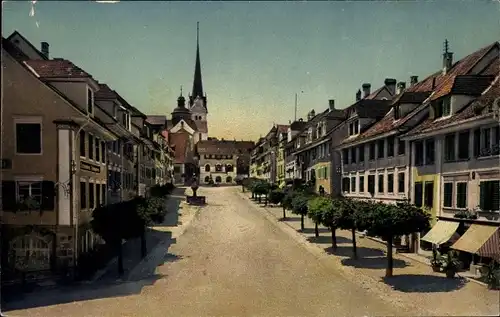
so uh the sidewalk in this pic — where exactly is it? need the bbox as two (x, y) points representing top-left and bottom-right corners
(90, 187), (189, 283)
(240, 192), (500, 317)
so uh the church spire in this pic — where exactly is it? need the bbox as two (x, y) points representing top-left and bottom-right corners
(191, 22), (204, 99)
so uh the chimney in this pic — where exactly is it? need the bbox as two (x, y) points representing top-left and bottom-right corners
(442, 39), (453, 74)
(362, 83), (371, 98)
(356, 89), (362, 101)
(384, 78), (397, 95)
(41, 42), (49, 59)
(410, 76), (418, 86)
(396, 82), (406, 95)
(328, 99), (335, 111)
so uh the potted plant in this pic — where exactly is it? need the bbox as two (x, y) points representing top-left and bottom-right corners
(442, 251), (461, 278)
(483, 262), (500, 290)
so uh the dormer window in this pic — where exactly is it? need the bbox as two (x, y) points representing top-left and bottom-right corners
(113, 105), (118, 119)
(394, 106), (401, 120)
(349, 120), (359, 136)
(435, 96), (451, 119)
(87, 88), (94, 114)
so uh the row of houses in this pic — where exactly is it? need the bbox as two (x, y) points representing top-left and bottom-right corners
(250, 40), (500, 266)
(0, 31), (175, 280)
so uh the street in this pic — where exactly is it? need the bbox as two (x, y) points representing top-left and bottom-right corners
(4, 186), (498, 317)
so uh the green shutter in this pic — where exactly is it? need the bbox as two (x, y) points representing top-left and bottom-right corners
(492, 181), (500, 211)
(479, 182), (486, 210)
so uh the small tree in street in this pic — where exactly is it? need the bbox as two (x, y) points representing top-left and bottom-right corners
(318, 198), (343, 250)
(253, 181), (269, 203)
(336, 197), (362, 259)
(268, 189), (285, 207)
(363, 201), (431, 277)
(307, 196), (329, 237)
(281, 189), (295, 219)
(291, 193), (310, 231)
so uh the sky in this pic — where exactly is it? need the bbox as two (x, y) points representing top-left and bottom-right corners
(2, 1), (499, 141)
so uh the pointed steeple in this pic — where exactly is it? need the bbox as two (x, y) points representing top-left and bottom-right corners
(192, 22), (204, 100)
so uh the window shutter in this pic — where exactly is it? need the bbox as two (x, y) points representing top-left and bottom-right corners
(473, 129), (481, 157)
(479, 182), (486, 210)
(41, 181), (55, 210)
(1, 181), (17, 211)
(492, 181), (500, 211)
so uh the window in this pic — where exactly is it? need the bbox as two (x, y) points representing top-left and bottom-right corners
(354, 120), (359, 134)
(473, 128), (481, 157)
(351, 177), (356, 192)
(369, 142), (376, 160)
(387, 136), (395, 157)
(226, 176), (232, 183)
(342, 149), (349, 164)
(95, 137), (100, 162)
(387, 174), (394, 193)
(378, 174), (384, 193)
(88, 134), (94, 160)
(10, 234), (51, 271)
(377, 139), (385, 159)
(368, 175), (375, 195)
(456, 182), (467, 209)
(89, 183), (95, 209)
(101, 141), (106, 163)
(398, 139), (405, 155)
(359, 176), (364, 193)
(215, 176), (222, 183)
(359, 144), (365, 162)
(425, 139), (435, 165)
(414, 182), (423, 207)
(424, 181), (434, 208)
(415, 141), (423, 166)
(444, 134), (455, 162)
(102, 182), (106, 204)
(80, 131), (86, 157)
(479, 181), (500, 212)
(96, 184), (101, 207)
(16, 180), (42, 205)
(350, 147), (356, 164)
(87, 88), (94, 114)
(205, 164), (210, 172)
(435, 97), (450, 118)
(443, 183), (453, 208)
(478, 127), (500, 157)
(457, 131), (470, 160)
(215, 164), (222, 172)
(342, 177), (350, 193)
(398, 172), (405, 193)
(15, 122), (42, 154)
(226, 164), (234, 172)
(80, 181), (87, 209)
(204, 176), (210, 183)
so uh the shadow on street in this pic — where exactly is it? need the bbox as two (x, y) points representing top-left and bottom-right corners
(2, 273), (168, 312)
(279, 216), (302, 222)
(341, 256), (408, 269)
(308, 235), (351, 245)
(382, 274), (468, 292)
(299, 227), (330, 234)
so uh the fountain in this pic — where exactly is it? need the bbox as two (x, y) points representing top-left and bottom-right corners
(186, 175), (206, 205)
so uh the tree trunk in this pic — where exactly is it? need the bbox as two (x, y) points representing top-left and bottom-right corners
(300, 214), (305, 230)
(315, 222), (319, 237)
(331, 227), (337, 250)
(242, 185), (245, 193)
(351, 228), (358, 259)
(117, 241), (124, 276)
(386, 236), (394, 277)
(252, 192), (255, 199)
(141, 230), (147, 258)
(282, 205), (286, 219)
(264, 195), (268, 206)
(258, 196), (261, 203)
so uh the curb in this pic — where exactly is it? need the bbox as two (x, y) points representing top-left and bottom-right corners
(240, 192), (491, 289)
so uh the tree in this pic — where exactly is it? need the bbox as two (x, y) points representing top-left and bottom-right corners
(253, 181), (269, 203)
(268, 189), (284, 207)
(91, 201), (144, 275)
(318, 197), (343, 250)
(364, 201), (431, 277)
(281, 189), (295, 219)
(336, 197), (359, 259)
(291, 193), (310, 230)
(307, 196), (328, 237)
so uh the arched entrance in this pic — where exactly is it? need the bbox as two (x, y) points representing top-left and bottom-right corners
(184, 162), (198, 184)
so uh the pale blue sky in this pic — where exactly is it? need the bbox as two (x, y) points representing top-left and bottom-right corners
(2, 1), (499, 140)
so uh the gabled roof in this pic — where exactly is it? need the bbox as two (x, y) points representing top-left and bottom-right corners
(146, 115), (167, 126)
(171, 117), (197, 131)
(351, 99), (392, 118)
(276, 124), (289, 134)
(24, 59), (92, 79)
(341, 41), (499, 146)
(95, 83), (117, 99)
(290, 120), (307, 131)
(6, 30), (47, 60)
(404, 76), (499, 136)
(2, 37), (30, 61)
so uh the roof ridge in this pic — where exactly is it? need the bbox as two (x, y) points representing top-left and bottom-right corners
(463, 41), (498, 74)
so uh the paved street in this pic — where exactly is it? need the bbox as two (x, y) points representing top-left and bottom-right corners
(4, 186), (499, 317)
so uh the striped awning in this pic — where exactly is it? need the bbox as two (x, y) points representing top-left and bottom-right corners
(421, 220), (460, 245)
(451, 224), (499, 254)
(477, 229), (500, 262)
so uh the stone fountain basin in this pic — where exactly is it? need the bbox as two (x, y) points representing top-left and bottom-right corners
(187, 195), (206, 205)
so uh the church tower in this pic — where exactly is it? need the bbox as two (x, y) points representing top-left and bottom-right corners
(189, 22), (208, 141)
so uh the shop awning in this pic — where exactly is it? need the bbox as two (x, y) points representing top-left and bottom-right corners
(477, 228), (500, 262)
(421, 220), (460, 245)
(451, 224), (499, 254)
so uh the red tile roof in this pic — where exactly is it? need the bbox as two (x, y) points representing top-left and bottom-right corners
(25, 59), (92, 79)
(341, 41), (499, 145)
(95, 83), (116, 99)
(197, 139), (255, 155)
(406, 76), (499, 136)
